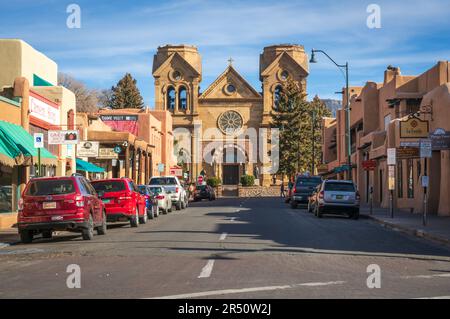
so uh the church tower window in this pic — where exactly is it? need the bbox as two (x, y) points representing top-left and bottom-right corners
(178, 86), (187, 111)
(274, 85), (283, 110)
(167, 86), (176, 111)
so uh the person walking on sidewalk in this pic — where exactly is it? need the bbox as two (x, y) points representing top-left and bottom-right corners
(280, 183), (285, 198)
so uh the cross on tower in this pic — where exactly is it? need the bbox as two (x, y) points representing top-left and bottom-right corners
(228, 57), (234, 66)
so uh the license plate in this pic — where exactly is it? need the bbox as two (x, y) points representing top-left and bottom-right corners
(102, 199), (111, 204)
(43, 202), (57, 209)
(51, 215), (63, 221)
(336, 195), (343, 200)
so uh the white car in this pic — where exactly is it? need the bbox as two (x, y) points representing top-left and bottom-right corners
(148, 176), (188, 211)
(148, 185), (173, 214)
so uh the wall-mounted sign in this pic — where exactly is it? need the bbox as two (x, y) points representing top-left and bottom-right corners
(169, 167), (183, 177)
(29, 95), (60, 126)
(33, 133), (44, 149)
(430, 128), (450, 150)
(388, 166), (395, 190)
(48, 130), (79, 145)
(400, 118), (429, 138)
(100, 115), (139, 135)
(98, 148), (119, 159)
(100, 115), (138, 122)
(396, 147), (420, 159)
(157, 163), (165, 173)
(114, 146), (122, 154)
(77, 141), (99, 157)
(362, 160), (376, 171)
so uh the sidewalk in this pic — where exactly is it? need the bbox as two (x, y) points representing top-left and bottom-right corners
(0, 227), (19, 247)
(361, 205), (450, 247)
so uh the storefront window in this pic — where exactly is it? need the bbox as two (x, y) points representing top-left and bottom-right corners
(0, 166), (13, 213)
(407, 159), (414, 198)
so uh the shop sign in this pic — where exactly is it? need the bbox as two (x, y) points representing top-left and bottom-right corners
(98, 148), (118, 159)
(400, 118), (429, 138)
(429, 128), (450, 150)
(29, 95), (60, 126)
(362, 160), (376, 171)
(48, 130), (79, 145)
(170, 167), (183, 177)
(77, 141), (99, 157)
(317, 164), (329, 173)
(396, 147), (420, 159)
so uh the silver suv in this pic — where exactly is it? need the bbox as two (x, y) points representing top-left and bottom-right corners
(314, 180), (360, 219)
(148, 176), (188, 211)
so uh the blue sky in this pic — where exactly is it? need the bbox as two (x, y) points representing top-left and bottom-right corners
(1, 0), (449, 106)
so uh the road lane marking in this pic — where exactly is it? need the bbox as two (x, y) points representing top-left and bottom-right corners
(198, 260), (215, 278)
(219, 233), (228, 241)
(402, 273), (450, 279)
(148, 281), (346, 299)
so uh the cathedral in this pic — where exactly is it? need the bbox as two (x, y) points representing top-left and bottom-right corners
(152, 44), (309, 186)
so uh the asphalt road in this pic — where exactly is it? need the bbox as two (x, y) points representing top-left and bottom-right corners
(1, 197), (450, 299)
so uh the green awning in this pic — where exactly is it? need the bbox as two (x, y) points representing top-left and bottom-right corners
(0, 120), (56, 166)
(76, 158), (105, 173)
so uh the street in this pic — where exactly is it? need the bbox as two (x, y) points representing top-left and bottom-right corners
(1, 197), (450, 299)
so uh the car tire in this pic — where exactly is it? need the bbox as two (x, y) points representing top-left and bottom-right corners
(290, 201), (298, 209)
(175, 201), (182, 210)
(168, 205), (173, 213)
(148, 206), (154, 219)
(140, 207), (148, 224)
(42, 230), (53, 239)
(154, 206), (159, 217)
(82, 214), (95, 240)
(97, 210), (107, 235)
(130, 207), (139, 228)
(19, 230), (33, 244)
(181, 200), (186, 209)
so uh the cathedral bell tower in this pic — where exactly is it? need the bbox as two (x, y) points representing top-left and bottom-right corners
(259, 44), (309, 126)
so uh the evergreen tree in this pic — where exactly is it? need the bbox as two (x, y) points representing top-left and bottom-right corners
(271, 81), (331, 179)
(111, 73), (144, 109)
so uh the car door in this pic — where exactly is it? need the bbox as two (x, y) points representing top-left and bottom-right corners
(86, 179), (103, 222)
(80, 178), (100, 223)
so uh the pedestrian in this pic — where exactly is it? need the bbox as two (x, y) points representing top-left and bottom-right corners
(280, 183), (285, 198)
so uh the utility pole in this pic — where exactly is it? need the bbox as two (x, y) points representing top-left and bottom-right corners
(311, 109), (316, 175)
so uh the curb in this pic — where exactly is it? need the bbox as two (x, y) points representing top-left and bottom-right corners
(0, 243), (11, 249)
(362, 214), (450, 247)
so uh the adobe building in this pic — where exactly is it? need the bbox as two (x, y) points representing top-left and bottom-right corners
(321, 62), (450, 216)
(152, 44), (309, 187)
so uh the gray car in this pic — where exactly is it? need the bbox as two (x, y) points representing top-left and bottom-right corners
(314, 180), (360, 219)
(148, 185), (173, 214)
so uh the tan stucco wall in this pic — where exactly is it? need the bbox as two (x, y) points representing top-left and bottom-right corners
(0, 39), (57, 90)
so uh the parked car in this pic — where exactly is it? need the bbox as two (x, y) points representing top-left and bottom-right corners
(17, 175), (107, 243)
(290, 175), (323, 209)
(91, 178), (147, 227)
(148, 176), (188, 210)
(313, 180), (360, 219)
(193, 184), (216, 201)
(148, 185), (172, 214)
(138, 185), (159, 219)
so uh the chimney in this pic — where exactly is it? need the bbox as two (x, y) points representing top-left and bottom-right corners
(384, 65), (401, 85)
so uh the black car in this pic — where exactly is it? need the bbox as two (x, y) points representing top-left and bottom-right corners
(194, 185), (216, 201)
(290, 175), (322, 209)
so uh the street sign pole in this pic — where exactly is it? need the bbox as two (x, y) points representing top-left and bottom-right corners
(423, 158), (428, 226)
(420, 139), (432, 227)
(38, 148), (41, 177)
(370, 186), (373, 215)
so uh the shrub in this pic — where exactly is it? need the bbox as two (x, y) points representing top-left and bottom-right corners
(207, 177), (221, 187)
(240, 174), (255, 187)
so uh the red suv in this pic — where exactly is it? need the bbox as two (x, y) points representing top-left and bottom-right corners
(91, 178), (147, 227)
(17, 175), (107, 243)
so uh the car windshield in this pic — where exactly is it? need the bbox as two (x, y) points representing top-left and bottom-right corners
(149, 187), (163, 194)
(296, 177), (322, 187)
(149, 177), (177, 185)
(26, 179), (75, 196)
(91, 181), (126, 193)
(324, 182), (355, 192)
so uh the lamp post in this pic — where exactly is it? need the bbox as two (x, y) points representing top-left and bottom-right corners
(310, 49), (352, 181)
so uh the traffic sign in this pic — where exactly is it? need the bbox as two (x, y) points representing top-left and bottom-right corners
(387, 148), (396, 165)
(388, 166), (395, 190)
(420, 139), (432, 158)
(33, 133), (44, 148)
(157, 163), (165, 173)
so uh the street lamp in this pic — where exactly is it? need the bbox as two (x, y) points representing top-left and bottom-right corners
(310, 49), (352, 181)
